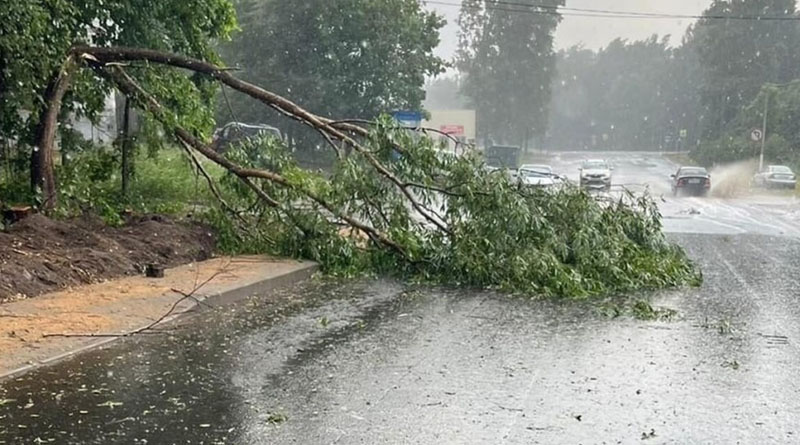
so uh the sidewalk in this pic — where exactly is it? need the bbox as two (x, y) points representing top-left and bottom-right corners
(0, 256), (317, 379)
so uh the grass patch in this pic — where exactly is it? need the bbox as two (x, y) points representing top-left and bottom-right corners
(53, 146), (227, 224)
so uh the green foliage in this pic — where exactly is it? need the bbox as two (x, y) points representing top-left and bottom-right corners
(692, 0), (800, 139)
(216, 116), (700, 298)
(220, 0), (445, 141)
(0, 0), (236, 140)
(457, 0), (564, 145)
(549, 38), (703, 151)
(0, 0), (236, 203)
(692, 82), (800, 168)
(54, 147), (219, 223)
(547, 1), (800, 155)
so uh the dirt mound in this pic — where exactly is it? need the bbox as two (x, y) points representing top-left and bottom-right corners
(0, 214), (215, 303)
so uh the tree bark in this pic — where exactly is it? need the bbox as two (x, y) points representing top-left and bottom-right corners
(32, 58), (75, 210)
(120, 98), (133, 199)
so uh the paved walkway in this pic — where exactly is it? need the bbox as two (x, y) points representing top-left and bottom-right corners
(0, 256), (317, 378)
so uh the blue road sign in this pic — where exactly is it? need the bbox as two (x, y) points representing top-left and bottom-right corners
(392, 110), (422, 128)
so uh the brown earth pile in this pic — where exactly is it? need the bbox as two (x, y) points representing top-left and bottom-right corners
(0, 214), (215, 303)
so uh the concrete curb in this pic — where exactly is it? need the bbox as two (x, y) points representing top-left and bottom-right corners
(0, 262), (318, 382)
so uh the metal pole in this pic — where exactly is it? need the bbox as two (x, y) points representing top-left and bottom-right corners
(760, 92), (769, 171)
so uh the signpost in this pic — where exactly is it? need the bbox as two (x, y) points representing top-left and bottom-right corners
(751, 125), (766, 171)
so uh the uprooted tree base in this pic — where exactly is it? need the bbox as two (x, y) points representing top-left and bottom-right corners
(43, 46), (700, 298)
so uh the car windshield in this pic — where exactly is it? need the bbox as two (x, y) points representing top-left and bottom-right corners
(583, 161), (608, 170)
(521, 169), (551, 178)
(771, 166), (792, 173)
(680, 167), (708, 176)
(225, 124), (280, 139)
(485, 146), (521, 169)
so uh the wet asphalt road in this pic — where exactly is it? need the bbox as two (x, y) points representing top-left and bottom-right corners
(2, 152), (800, 444)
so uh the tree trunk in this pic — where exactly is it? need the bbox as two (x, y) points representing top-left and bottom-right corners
(120, 98), (133, 199)
(31, 59), (75, 210)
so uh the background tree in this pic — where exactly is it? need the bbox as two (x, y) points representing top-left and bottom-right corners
(220, 0), (446, 152)
(693, 81), (800, 166)
(456, 0), (564, 148)
(691, 0), (800, 139)
(0, 0), (236, 207)
(548, 36), (704, 151)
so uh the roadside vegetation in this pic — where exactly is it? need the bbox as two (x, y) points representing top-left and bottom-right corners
(0, 0), (702, 300)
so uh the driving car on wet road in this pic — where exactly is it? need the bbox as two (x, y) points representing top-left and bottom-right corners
(579, 159), (612, 191)
(518, 164), (561, 188)
(671, 166), (711, 197)
(753, 165), (797, 190)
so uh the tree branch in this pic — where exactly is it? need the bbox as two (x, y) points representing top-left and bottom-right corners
(96, 63), (410, 258)
(71, 46), (452, 236)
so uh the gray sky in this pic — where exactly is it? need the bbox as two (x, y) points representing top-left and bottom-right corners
(428, 0), (714, 61)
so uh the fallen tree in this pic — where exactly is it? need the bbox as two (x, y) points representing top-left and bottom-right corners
(43, 46), (700, 297)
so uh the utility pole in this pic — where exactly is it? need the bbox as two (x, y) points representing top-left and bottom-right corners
(759, 92), (769, 171)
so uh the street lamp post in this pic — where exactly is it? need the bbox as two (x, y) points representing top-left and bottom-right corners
(760, 93), (769, 171)
(757, 81), (798, 171)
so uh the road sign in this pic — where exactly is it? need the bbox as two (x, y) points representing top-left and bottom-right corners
(750, 128), (763, 142)
(392, 111), (422, 128)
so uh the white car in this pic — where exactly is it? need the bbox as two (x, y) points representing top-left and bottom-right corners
(519, 164), (561, 188)
(753, 165), (797, 189)
(579, 159), (613, 191)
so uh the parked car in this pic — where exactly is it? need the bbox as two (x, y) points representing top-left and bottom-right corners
(518, 164), (562, 188)
(484, 145), (522, 171)
(579, 159), (613, 191)
(753, 165), (797, 189)
(211, 122), (282, 153)
(670, 166), (711, 196)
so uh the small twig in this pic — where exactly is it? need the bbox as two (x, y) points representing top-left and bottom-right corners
(42, 294), (209, 338)
(178, 138), (246, 224)
(319, 130), (344, 159)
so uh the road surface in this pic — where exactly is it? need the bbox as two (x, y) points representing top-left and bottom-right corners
(2, 152), (800, 444)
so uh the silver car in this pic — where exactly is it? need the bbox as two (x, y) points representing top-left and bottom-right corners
(579, 159), (613, 191)
(518, 164), (562, 188)
(753, 165), (797, 189)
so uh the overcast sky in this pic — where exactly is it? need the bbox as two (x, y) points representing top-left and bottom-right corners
(428, 0), (714, 61)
